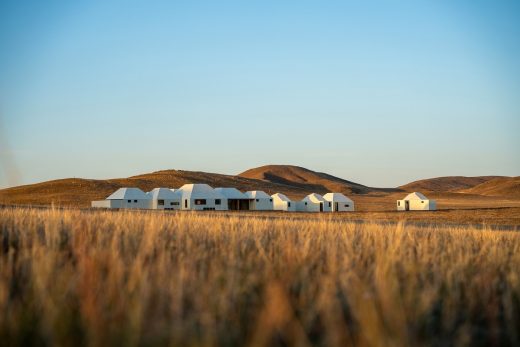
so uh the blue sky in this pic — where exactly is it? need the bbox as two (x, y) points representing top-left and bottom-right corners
(1, 0), (519, 188)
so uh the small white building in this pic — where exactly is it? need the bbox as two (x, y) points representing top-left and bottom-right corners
(271, 193), (296, 212)
(323, 193), (355, 212)
(91, 187), (151, 209)
(147, 188), (182, 210)
(397, 192), (436, 211)
(177, 184), (228, 211)
(244, 191), (273, 211)
(297, 193), (331, 212)
(214, 187), (249, 210)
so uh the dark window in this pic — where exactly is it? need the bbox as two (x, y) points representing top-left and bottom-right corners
(270, 199), (273, 202)
(184, 199), (188, 208)
(398, 201), (400, 206)
(328, 202), (331, 207)
(158, 199), (165, 206)
(215, 199), (221, 205)
(128, 200), (131, 203)
(195, 199), (207, 205)
(305, 202), (307, 205)
(345, 204), (349, 207)
(256, 199), (259, 202)
(288, 202), (291, 207)
(171, 202), (180, 206)
(421, 201), (424, 203)
(134, 200), (137, 203)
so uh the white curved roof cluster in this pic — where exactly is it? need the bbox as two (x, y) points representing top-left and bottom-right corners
(92, 184), (361, 212)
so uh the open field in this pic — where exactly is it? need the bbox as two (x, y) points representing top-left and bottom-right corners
(214, 207), (520, 228)
(1, 207), (519, 346)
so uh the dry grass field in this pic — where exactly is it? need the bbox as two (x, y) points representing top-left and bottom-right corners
(1, 207), (519, 347)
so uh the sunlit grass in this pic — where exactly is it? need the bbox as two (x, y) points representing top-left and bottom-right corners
(0, 207), (519, 346)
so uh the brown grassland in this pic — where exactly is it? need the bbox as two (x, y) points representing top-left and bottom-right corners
(1, 207), (520, 347)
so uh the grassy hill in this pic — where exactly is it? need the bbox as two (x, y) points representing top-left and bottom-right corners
(0, 168), (334, 207)
(0, 165), (518, 210)
(238, 165), (395, 195)
(398, 176), (503, 192)
(459, 176), (520, 197)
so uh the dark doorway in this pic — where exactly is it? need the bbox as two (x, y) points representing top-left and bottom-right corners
(320, 203), (323, 212)
(405, 201), (410, 211)
(227, 199), (250, 210)
(335, 202), (338, 212)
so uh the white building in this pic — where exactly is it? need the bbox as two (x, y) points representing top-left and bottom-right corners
(397, 192), (436, 211)
(214, 187), (249, 210)
(147, 188), (182, 210)
(177, 184), (228, 211)
(323, 193), (355, 212)
(297, 193), (331, 212)
(91, 187), (151, 209)
(244, 191), (273, 211)
(271, 193), (296, 211)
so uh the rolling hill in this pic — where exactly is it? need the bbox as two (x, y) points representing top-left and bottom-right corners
(238, 165), (394, 195)
(0, 165), (518, 209)
(459, 177), (520, 197)
(398, 176), (503, 192)
(0, 170), (310, 207)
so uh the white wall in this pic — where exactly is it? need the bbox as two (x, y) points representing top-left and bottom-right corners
(215, 197), (228, 211)
(91, 200), (118, 208)
(397, 199), (436, 211)
(297, 199), (332, 212)
(331, 200), (354, 212)
(273, 199), (296, 211)
(182, 198), (228, 211)
(91, 199), (150, 209)
(249, 198), (273, 211)
(150, 199), (181, 210)
(120, 199), (151, 209)
(410, 199), (436, 210)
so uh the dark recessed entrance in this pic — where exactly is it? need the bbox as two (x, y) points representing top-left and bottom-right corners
(227, 199), (250, 210)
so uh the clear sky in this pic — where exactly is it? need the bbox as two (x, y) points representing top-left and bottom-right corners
(1, 0), (519, 188)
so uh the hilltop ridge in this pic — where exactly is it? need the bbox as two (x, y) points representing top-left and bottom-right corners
(0, 165), (517, 209)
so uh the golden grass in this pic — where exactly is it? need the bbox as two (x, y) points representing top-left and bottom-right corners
(1, 207), (519, 347)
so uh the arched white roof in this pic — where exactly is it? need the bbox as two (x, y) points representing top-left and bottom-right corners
(323, 192), (353, 203)
(302, 193), (326, 203)
(107, 188), (150, 200)
(177, 184), (225, 200)
(214, 187), (247, 199)
(147, 188), (181, 200)
(404, 192), (428, 200)
(244, 190), (271, 199)
(271, 193), (291, 202)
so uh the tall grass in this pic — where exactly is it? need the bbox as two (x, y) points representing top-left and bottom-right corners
(0, 207), (519, 347)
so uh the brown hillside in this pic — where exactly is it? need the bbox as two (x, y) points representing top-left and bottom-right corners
(1, 166), (518, 210)
(459, 177), (520, 197)
(399, 176), (503, 192)
(238, 165), (394, 195)
(0, 169), (315, 208)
